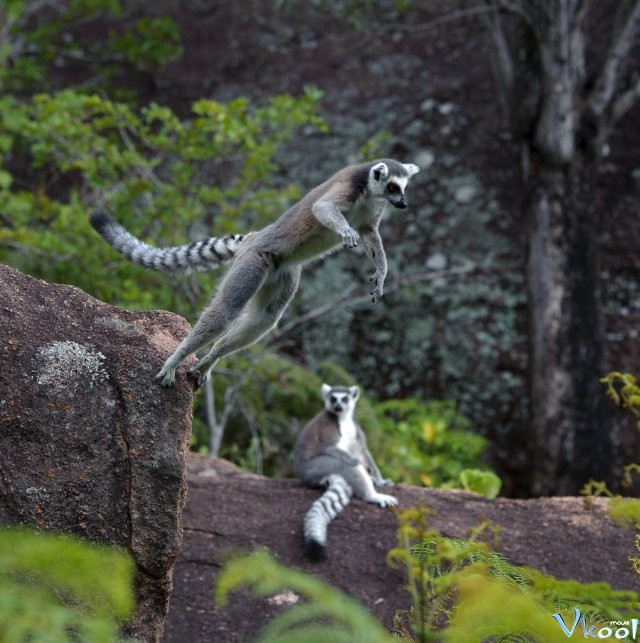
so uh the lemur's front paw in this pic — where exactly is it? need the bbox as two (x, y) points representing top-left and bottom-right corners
(376, 493), (398, 508)
(154, 368), (176, 388)
(340, 226), (359, 248)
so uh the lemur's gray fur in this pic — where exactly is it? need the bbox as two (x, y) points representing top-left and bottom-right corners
(294, 383), (397, 561)
(90, 159), (419, 387)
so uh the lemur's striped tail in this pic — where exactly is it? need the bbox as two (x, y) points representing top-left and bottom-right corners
(303, 474), (353, 561)
(90, 211), (247, 274)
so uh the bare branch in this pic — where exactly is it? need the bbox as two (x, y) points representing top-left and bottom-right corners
(204, 344), (273, 455)
(611, 75), (640, 125)
(238, 401), (263, 475)
(389, 1), (533, 37)
(589, 0), (640, 119)
(269, 263), (478, 343)
(392, 5), (499, 34)
(204, 380), (221, 456)
(570, 0), (590, 87)
(494, 0), (535, 25)
(480, 2), (515, 118)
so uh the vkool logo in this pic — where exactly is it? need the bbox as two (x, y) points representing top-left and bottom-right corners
(552, 609), (639, 639)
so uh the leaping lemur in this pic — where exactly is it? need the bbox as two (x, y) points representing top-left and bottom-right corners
(90, 159), (419, 387)
(294, 383), (397, 561)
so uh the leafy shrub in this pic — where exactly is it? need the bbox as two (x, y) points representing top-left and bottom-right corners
(0, 527), (135, 642)
(1, 0), (325, 327)
(389, 506), (639, 642)
(370, 398), (495, 489)
(602, 372), (640, 429)
(458, 468), (502, 498)
(585, 372), (640, 577)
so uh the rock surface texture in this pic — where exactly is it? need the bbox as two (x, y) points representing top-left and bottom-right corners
(0, 264), (195, 642)
(164, 454), (639, 642)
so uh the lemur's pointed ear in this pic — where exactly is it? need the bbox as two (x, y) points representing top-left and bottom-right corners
(349, 386), (360, 400)
(371, 162), (389, 182)
(321, 383), (331, 397)
(404, 163), (420, 177)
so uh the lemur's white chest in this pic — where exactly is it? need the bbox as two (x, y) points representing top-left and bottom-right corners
(335, 415), (358, 454)
(349, 195), (387, 228)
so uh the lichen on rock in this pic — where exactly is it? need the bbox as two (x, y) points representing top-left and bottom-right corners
(35, 340), (109, 392)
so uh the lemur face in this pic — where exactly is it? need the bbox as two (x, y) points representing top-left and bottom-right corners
(370, 161), (420, 209)
(384, 177), (409, 209)
(321, 383), (360, 416)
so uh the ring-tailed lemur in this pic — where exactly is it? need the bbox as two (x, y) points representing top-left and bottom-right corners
(294, 383), (397, 561)
(91, 159), (419, 387)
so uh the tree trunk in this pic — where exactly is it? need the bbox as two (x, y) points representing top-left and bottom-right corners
(527, 158), (610, 495)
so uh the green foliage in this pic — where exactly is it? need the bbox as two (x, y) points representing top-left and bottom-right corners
(631, 530), (640, 577)
(0, 0), (182, 95)
(601, 372), (640, 430)
(607, 497), (640, 529)
(458, 468), (502, 499)
(584, 372), (640, 576)
(0, 87), (324, 314)
(388, 506), (639, 642)
(196, 352), (327, 474)
(1, 0), (325, 325)
(0, 527), (135, 642)
(215, 549), (392, 643)
(581, 479), (640, 530)
(371, 398), (496, 489)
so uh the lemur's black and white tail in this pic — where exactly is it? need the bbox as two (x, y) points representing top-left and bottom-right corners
(90, 211), (246, 274)
(303, 474), (353, 561)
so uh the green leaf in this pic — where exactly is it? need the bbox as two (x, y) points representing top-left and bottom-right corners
(0, 527), (135, 642)
(459, 468), (502, 498)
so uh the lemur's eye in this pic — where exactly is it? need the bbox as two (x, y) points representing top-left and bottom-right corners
(330, 395), (337, 403)
(387, 183), (399, 193)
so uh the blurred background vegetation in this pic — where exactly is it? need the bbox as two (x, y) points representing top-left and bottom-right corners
(2, 0), (639, 498)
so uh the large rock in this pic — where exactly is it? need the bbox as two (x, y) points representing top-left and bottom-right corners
(164, 454), (639, 642)
(0, 264), (196, 642)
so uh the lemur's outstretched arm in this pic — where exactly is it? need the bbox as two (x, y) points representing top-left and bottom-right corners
(311, 192), (359, 248)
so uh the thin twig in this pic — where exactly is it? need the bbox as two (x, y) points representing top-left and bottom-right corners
(589, 0), (640, 119)
(270, 263), (478, 343)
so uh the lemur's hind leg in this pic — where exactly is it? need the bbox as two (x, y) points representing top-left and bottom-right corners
(341, 464), (398, 507)
(155, 250), (272, 387)
(300, 456), (397, 508)
(188, 265), (302, 387)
